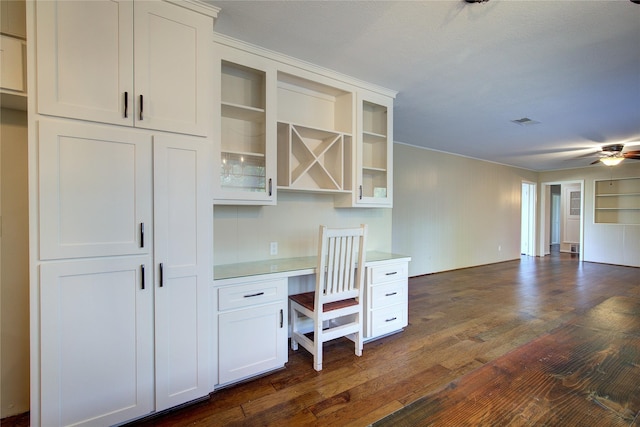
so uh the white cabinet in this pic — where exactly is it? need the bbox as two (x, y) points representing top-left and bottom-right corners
(336, 91), (394, 208)
(216, 278), (288, 385)
(153, 135), (211, 410)
(213, 42), (277, 205)
(37, 120), (152, 260)
(35, 0), (215, 136)
(40, 257), (154, 426)
(34, 119), (211, 426)
(364, 260), (408, 340)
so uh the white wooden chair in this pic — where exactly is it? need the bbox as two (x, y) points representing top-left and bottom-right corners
(289, 224), (367, 371)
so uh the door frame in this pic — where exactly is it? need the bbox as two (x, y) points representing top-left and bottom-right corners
(521, 181), (536, 257)
(539, 180), (584, 261)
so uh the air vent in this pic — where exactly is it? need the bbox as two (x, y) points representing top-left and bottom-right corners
(511, 117), (540, 126)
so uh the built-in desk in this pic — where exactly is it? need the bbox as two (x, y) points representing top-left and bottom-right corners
(211, 252), (411, 387)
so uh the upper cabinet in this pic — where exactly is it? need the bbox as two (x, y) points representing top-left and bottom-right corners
(340, 92), (394, 208)
(211, 36), (396, 207)
(213, 43), (277, 205)
(35, 0), (216, 136)
(1, 0), (27, 110)
(1, 0), (26, 38)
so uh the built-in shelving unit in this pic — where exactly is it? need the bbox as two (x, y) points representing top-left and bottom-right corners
(361, 99), (390, 202)
(594, 177), (640, 224)
(277, 72), (354, 193)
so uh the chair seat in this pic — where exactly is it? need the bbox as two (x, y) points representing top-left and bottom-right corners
(289, 291), (359, 312)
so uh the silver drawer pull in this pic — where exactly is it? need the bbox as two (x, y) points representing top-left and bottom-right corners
(244, 292), (264, 298)
(385, 317), (397, 322)
(385, 292), (398, 297)
(385, 271), (398, 276)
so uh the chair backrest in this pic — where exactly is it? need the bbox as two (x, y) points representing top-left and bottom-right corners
(315, 224), (367, 310)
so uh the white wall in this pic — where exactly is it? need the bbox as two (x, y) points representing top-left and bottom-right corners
(213, 191), (392, 265)
(0, 108), (30, 417)
(540, 163), (640, 267)
(391, 143), (539, 277)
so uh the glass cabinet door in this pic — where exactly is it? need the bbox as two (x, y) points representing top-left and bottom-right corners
(214, 44), (276, 205)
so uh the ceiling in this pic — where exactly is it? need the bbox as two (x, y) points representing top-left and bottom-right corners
(208, 0), (640, 171)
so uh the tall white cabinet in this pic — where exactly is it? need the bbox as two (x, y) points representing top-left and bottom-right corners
(28, 1), (218, 426)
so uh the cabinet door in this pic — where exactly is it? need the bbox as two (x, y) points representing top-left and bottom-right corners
(218, 301), (287, 385)
(153, 135), (211, 410)
(38, 119), (152, 260)
(134, 1), (212, 137)
(36, 0), (134, 126)
(40, 257), (154, 426)
(355, 92), (393, 207)
(213, 44), (277, 205)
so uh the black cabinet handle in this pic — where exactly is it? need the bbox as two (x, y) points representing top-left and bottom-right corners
(280, 309), (283, 328)
(244, 292), (264, 298)
(268, 178), (272, 196)
(124, 92), (128, 118)
(385, 317), (397, 323)
(385, 271), (398, 276)
(140, 222), (144, 248)
(385, 292), (397, 297)
(359, 185), (363, 200)
(141, 264), (145, 289)
(159, 263), (164, 287)
(139, 94), (143, 120)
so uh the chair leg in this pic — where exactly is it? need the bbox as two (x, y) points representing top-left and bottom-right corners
(314, 319), (323, 371)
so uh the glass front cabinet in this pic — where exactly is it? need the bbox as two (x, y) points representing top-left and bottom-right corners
(213, 43), (277, 205)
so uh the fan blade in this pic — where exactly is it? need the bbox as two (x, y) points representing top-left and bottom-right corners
(623, 150), (640, 160)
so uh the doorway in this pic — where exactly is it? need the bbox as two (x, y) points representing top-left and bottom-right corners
(521, 181), (536, 256)
(539, 180), (584, 261)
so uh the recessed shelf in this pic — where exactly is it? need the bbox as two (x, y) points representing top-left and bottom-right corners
(594, 177), (640, 224)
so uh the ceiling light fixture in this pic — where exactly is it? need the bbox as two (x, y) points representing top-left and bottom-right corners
(600, 156), (624, 166)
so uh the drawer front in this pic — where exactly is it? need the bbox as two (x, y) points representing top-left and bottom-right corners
(371, 303), (407, 338)
(368, 262), (408, 285)
(371, 281), (406, 309)
(218, 279), (285, 311)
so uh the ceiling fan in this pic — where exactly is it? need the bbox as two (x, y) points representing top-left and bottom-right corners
(589, 143), (640, 166)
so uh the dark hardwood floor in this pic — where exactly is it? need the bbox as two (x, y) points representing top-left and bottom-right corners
(3, 253), (638, 426)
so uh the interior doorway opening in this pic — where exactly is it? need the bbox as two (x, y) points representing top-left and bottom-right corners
(539, 180), (584, 261)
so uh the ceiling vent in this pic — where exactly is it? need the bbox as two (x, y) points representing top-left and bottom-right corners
(511, 117), (540, 126)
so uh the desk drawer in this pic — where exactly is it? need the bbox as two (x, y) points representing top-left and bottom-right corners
(370, 281), (405, 309)
(218, 279), (285, 311)
(371, 303), (407, 337)
(368, 262), (408, 285)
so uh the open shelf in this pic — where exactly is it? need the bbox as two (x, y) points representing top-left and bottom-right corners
(594, 178), (640, 224)
(277, 122), (352, 192)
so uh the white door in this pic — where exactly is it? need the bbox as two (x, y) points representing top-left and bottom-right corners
(521, 182), (536, 256)
(153, 135), (211, 410)
(36, 0), (134, 125)
(134, 2), (212, 136)
(40, 257), (154, 426)
(38, 119), (152, 259)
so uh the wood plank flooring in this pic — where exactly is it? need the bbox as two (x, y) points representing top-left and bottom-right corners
(373, 295), (640, 426)
(2, 253), (638, 426)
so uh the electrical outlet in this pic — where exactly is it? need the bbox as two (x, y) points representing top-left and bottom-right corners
(270, 242), (278, 255)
